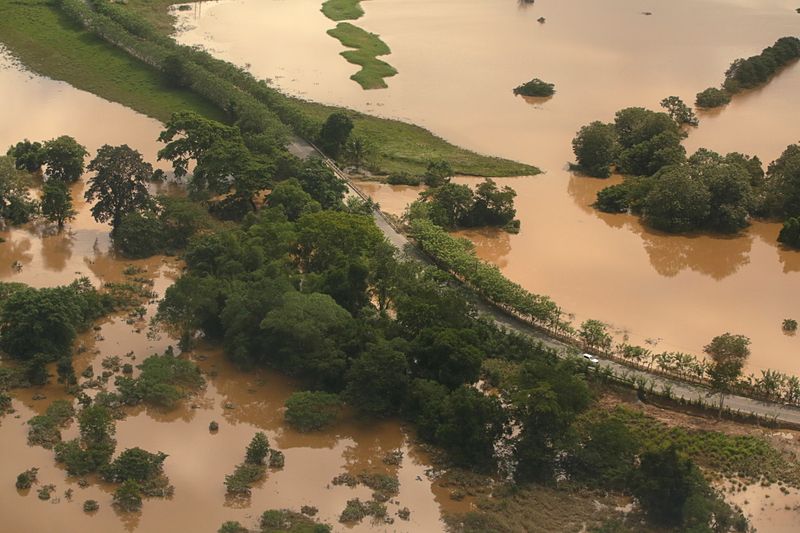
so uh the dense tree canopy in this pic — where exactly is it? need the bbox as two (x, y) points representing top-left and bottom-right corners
(41, 136), (88, 183)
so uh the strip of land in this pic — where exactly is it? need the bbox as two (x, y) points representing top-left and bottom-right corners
(327, 22), (397, 89)
(321, 0), (364, 21)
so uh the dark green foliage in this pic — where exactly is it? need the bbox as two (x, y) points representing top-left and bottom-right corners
(614, 107), (686, 176)
(115, 352), (204, 409)
(593, 183), (629, 213)
(267, 178), (321, 221)
(783, 318), (798, 332)
(157, 195), (214, 249)
(85, 144), (153, 231)
(318, 112), (353, 159)
(41, 179), (76, 228)
(723, 36), (800, 93)
(57, 356), (78, 389)
(409, 327), (483, 389)
(25, 353), (51, 386)
(55, 404), (117, 475)
(7, 140), (44, 172)
(420, 178), (517, 230)
(512, 78), (555, 97)
(0, 155), (36, 225)
(16, 467), (38, 490)
(284, 391), (342, 432)
(0, 279), (111, 360)
(83, 500), (100, 513)
(294, 159), (347, 210)
(660, 96), (699, 126)
(113, 479), (143, 512)
(762, 144), (800, 218)
(259, 509), (332, 532)
(424, 160), (454, 187)
(695, 87), (731, 108)
(567, 418), (638, 490)
(642, 165), (711, 232)
(778, 218), (800, 248)
(218, 522), (247, 533)
(41, 136), (88, 183)
(114, 210), (164, 258)
(386, 172), (422, 185)
(245, 432), (271, 465)
(571, 121), (618, 178)
(102, 447), (167, 483)
(344, 339), (410, 417)
(224, 463), (265, 495)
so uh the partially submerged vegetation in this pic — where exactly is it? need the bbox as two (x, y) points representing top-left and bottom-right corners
(321, 0), (364, 22)
(512, 78), (555, 98)
(696, 36), (800, 108)
(326, 22), (397, 90)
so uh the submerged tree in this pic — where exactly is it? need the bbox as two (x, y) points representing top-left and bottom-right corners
(85, 144), (153, 232)
(41, 136), (88, 183)
(660, 96), (699, 127)
(41, 180), (76, 229)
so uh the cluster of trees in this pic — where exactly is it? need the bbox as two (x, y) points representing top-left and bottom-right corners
(407, 178), (519, 231)
(574, 104), (800, 238)
(512, 78), (555, 98)
(572, 106), (687, 179)
(50, 403), (172, 511)
(224, 432), (283, 496)
(696, 36), (800, 108)
(2, 136), (87, 227)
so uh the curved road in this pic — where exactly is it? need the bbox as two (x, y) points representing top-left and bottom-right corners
(294, 137), (800, 427)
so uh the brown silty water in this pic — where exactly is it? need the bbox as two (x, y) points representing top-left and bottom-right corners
(0, 55), (466, 531)
(177, 0), (800, 375)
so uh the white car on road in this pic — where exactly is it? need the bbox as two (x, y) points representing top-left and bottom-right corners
(582, 353), (600, 364)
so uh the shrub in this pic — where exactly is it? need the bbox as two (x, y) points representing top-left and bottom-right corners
(284, 391), (342, 432)
(113, 480), (143, 512)
(783, 319), (798, 332)
(83, 499), (100, 512)
(594, 183), (630, 213)
(224, 463), (265, 496)
(512, 78), (555, 97)
(268, 450), (285, 469)
(695, 87), (731, 108)
(15, 467), (38, 490)
(102, 447), (167, 483)
(114, 211), (164, 258)
(386, 172), (421, 186)
(245, 432), (271, 465)
(217, 522), (247, 533)
(116, 352), (204, 409)
(778, 217), (800, 248)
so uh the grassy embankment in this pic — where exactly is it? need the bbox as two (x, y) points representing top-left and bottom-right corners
(326, 22), (397, 90)
(321, 0), (364, 21)
(0, 0), (537, 177)
(0, 0), (222, 123)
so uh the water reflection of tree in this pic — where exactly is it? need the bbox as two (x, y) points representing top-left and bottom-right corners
(456, 228), (512, 268)
(567, 174), (753, 279)
(340, 421), (404, 475)
(0, 234), (33, 278)
(40, 231), (74, 272)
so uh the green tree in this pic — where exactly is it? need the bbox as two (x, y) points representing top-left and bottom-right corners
(103, 447), (167, 483)
(245, 432), (271, 465)
(318, 112), (354, 159)
(342, 136), (375, 169)
(41, 180), (76, 228)
(424, 160), (454, 187)
(56, 356), (77, 390)
(568, 418), (638, 490)
(762, 144), (800, 218)
(642, 165), (710, 232)
(467, 178), (517, 227)
(114, 211), (165, 258)
(7, 140), (44, 172)
(409, 327), (483, 389)
(266, 178), (321, 221)
(113, 480), (143, 512)
(579, 319), (612, 352)
(284, 391), (342, 432)
(571, 121), (617, 178)
(779, 217), (800, 248)
(85, 144), (153, 231)
(434, 386), (508, 470)
(0, 155), (36, 225)
(695, 87), (731, 108)
(294, 159), (347, 210)
(41, 136), (88, 183)
(424, 183), (474, 228)
(295, 210), (384, 273)
(660, 96), (699, 126)
(704, 333), (750, 416)
(345, 339), (410, 417)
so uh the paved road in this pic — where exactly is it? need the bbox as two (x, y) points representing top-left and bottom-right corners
(295, 137), (800, 427)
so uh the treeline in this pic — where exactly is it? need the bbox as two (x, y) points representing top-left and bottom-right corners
(696, 36), (800, 108)
(572, 106), (800, 242)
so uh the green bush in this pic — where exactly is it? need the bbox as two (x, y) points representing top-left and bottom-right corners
(224, 463), (265, 495)
(102, 447), (167, 483)
(113, 479), (143, 512)
(15, 467), (38, 490)
(695, 87), (731, 108)
(114, 210), (165, 258)
(512, 78), (555, 97)
(245, 432), (271, 465)
(284, 391), (342, 432)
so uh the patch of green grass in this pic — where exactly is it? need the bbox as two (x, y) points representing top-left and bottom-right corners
(327, 22), (397, 90)
(0, 0), (223, 123)
(321, 0), (364, 21)
(121, 0), (178, 37)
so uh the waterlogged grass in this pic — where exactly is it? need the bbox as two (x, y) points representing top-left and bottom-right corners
(0, 0), (222, 123)
(321, 0), (364, 21)
(583, 406), (800, 486)
(327, 22), (397, 89)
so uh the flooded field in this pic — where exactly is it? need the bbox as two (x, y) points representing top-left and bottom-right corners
(0, 53), (464, 532)
(177, 0), (800, 374)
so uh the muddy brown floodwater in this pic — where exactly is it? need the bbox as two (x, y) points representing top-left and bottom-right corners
(177, 0), (800, 375)
(0, 53), (465, 531)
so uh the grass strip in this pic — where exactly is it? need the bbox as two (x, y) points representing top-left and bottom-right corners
(327, 22), (397, 90)
(321, 0), (364, 21)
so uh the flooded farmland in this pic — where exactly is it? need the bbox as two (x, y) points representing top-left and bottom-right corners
(177, 0), (800, 374)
